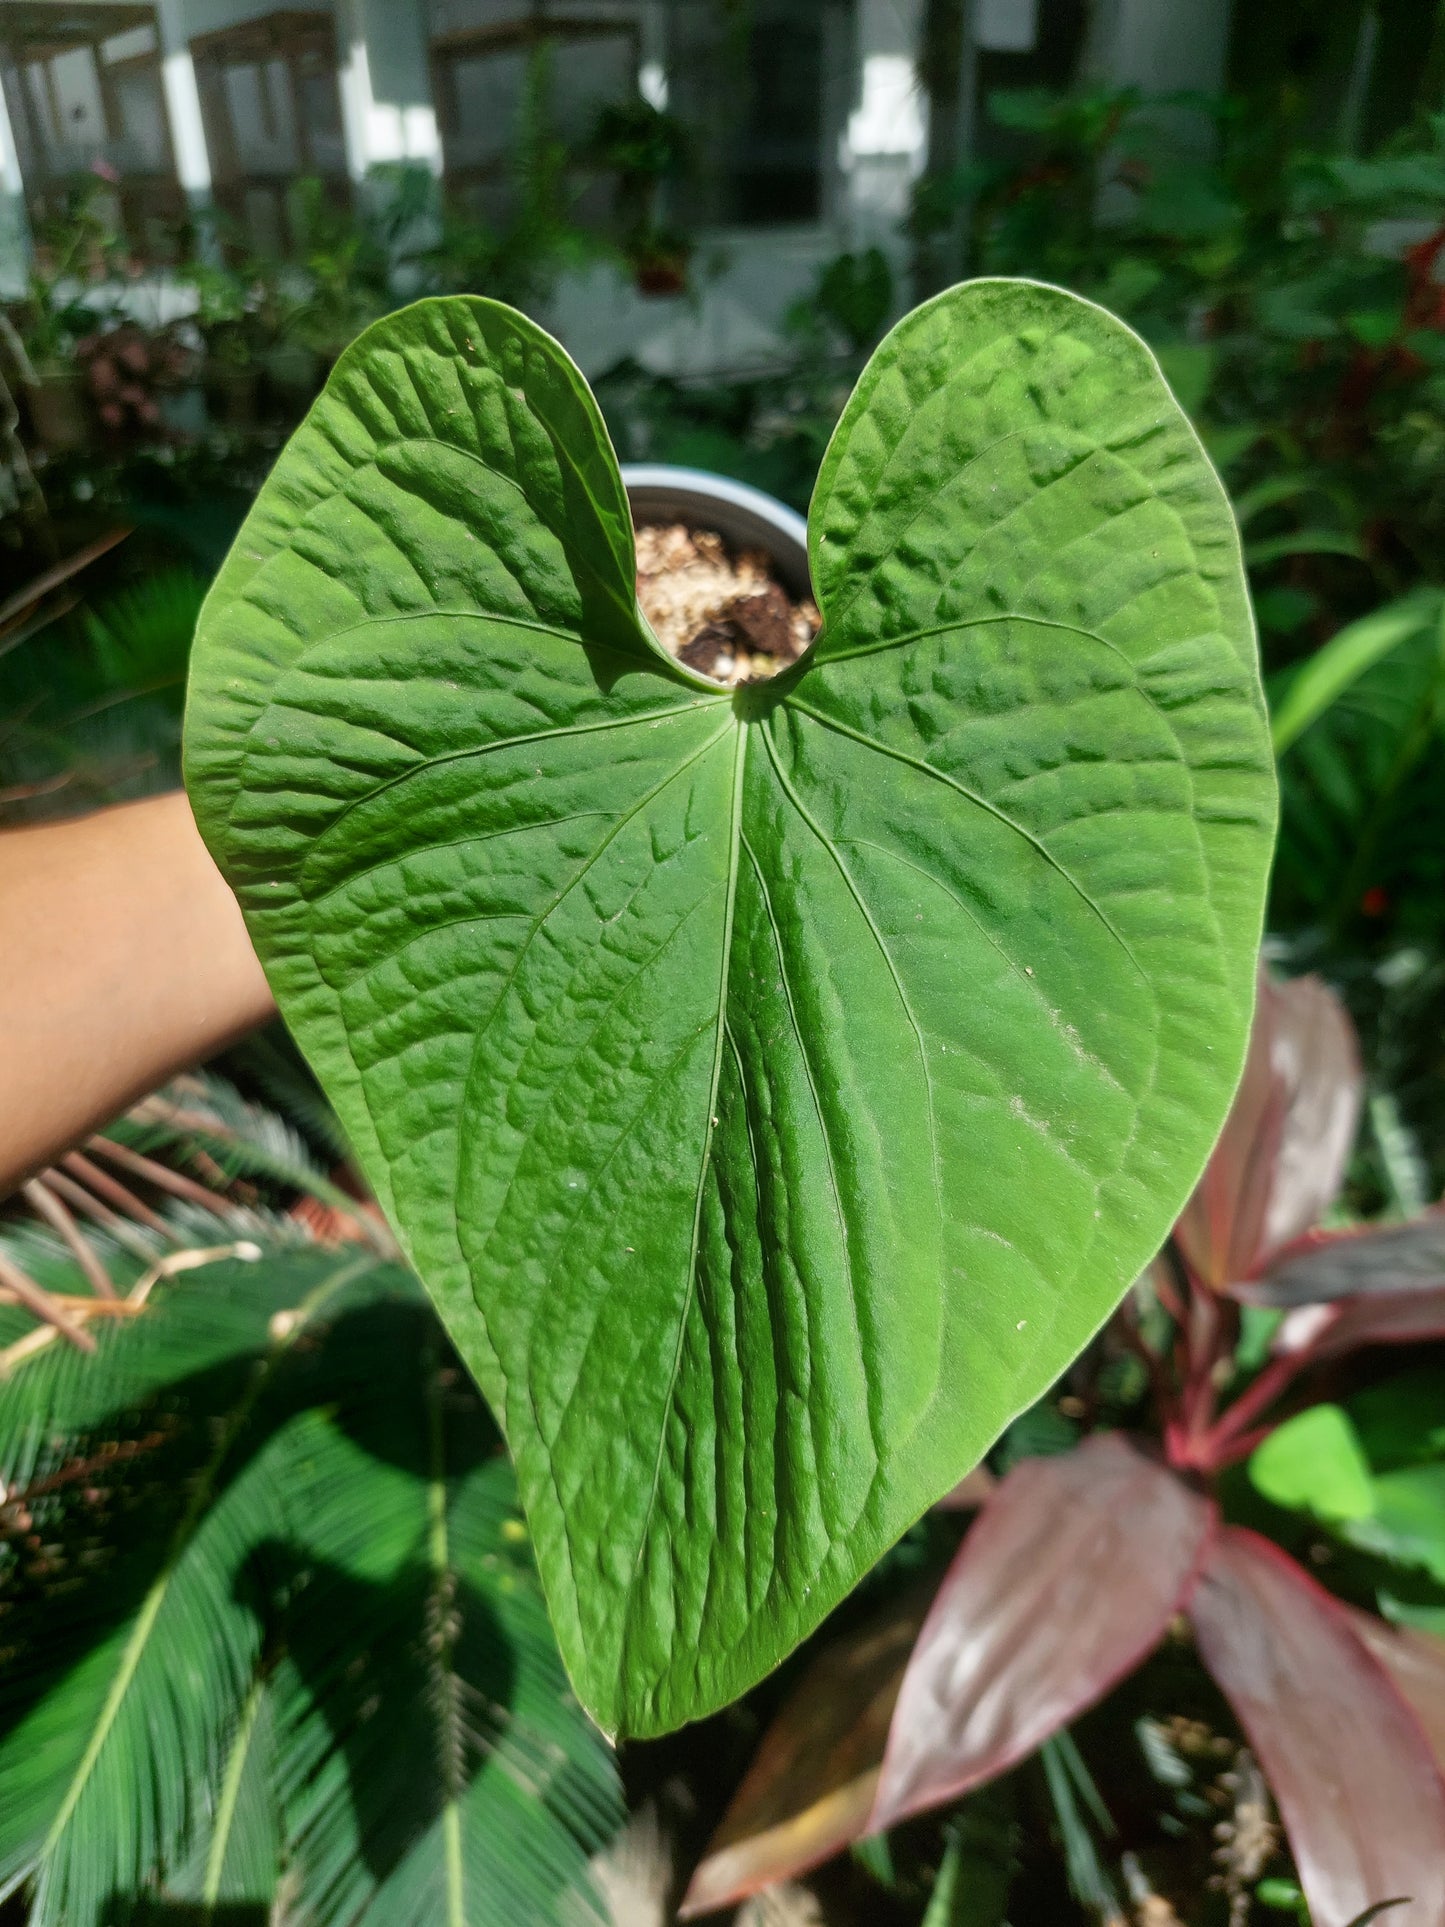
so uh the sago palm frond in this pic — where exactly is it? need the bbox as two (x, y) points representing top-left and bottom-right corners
(115, 1076), (390, 1250)
(0, 1247), (386, 1926)
(250, 1321), (620, 1927)
(0, 1238), (622, 1925)
(225, 1029), (356, 1171)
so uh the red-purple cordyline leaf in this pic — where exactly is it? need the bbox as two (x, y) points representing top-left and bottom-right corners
(1242, 1209), (1445, 1308)
(1175, 970), (1361, 1292)
(680, 1593), (929, 1917)
(869, 1434), (1216, 1833)
(1190, 1529), (1445, 1927)
(1274, 1285), (1445, 1363)
(1348, 1610), (1445, 1772)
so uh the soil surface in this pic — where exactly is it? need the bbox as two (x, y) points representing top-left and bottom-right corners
(636, 522), (820, 687)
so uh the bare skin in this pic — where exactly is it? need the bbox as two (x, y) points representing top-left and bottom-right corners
(0, 792), (274, 1197)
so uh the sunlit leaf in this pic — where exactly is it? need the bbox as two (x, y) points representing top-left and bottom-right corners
(1175, 969), (1361, 1292)
(870, 1434), (1216, 1831)
(1190, 1527), (1445, 1927)
(0, 1247), (621, 1927)
(185, 283), (1275, 1735)
(1249, 1404), (1374, 1522)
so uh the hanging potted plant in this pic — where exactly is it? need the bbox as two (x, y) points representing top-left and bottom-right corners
(588, 96), (694, 296)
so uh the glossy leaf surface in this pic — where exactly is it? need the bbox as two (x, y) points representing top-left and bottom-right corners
(1190, 1529), (1445, 1927)
(1349, 1612), (1445, 1772)
(870, 1434), (1216, 1831)
(185, 284), (1275, 1735)
(1275, 1287), (1445, 1361)
(1248, 1210), (1445, 1308)
(1175, 970), (1361, 1291)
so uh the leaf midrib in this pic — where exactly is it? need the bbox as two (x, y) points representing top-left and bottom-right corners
(451, 714), (741, 1348)
(759, 721), (945, 1373)
(201, 1672), (266, 1914)
(616, 717), (747, 1706)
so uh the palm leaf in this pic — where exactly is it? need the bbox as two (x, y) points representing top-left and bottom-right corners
(1273, 606), (1445, 933)
(0, 1235), (621, 1925)
(259, 1326), (621, 1926)
(114, 1075), (387, 1244)
(224, 1029), (356, 1169)
(0, 1251), (380, 1924)
(0, 1238), (374, 1489)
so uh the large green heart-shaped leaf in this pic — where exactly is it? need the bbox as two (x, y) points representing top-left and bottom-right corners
(185, 282), (1276, 1736)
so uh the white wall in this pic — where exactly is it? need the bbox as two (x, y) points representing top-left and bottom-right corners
(1084, 0), (1231, 96)
(841, 0), (926, 244)
(336, 0), (440, 178)
(0, 72), (29, 293)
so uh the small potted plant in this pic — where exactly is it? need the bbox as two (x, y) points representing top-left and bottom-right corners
(13, 288), (93, 454)
(13, 174), (126, 454)
(191, 260), (263, 431)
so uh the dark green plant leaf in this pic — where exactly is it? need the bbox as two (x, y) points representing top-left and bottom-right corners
(1348, 1369), (1445, 1471)
(1345, 1466), (1445, 1584)
(921, 1791), (1017, 1927)
(1271, 603), (1445, 934)
(184, 282), (1276, 1735)
(1269, 591), (1444, 757)
(1039, 1734), (1120, 1918)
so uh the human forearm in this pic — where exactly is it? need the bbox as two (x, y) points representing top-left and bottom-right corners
(0, 791), (274, 1197)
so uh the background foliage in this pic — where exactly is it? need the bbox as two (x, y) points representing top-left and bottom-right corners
(3, 39), (1445, 1927)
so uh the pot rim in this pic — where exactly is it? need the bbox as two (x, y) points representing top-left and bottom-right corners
(619, 462), (811, 603)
